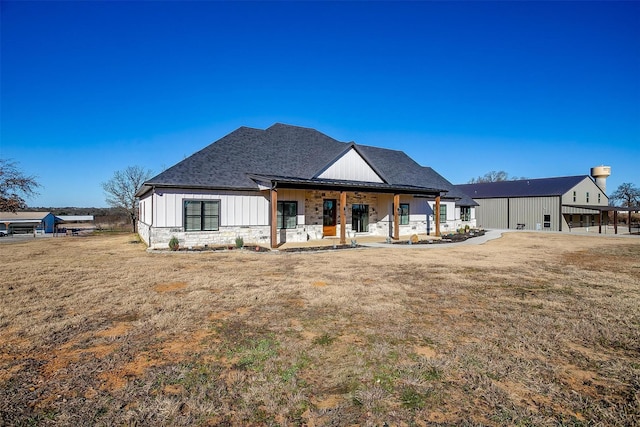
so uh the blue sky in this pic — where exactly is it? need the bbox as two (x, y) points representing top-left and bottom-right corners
(1, 1), (638, 207)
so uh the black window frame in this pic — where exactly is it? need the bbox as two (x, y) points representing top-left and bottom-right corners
(460, 206), (471, 221)
(184, 200), (220, 232)
(277, 201), (298, 229)
(399, 203), (410, 225)
(440, 204), (447, 223)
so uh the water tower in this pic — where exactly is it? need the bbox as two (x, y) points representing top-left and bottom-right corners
(591, 166), (611, 193)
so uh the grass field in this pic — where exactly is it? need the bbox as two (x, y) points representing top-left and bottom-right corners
(1, 232), (639, 426)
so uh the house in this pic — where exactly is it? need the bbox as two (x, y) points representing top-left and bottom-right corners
(456, 171), (609, 232)
(135, 124), (477, 249)
(0, 211), (60, 234)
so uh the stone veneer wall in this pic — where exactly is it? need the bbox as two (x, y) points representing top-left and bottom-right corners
(146, 225), (272, 249)
(304, 190), (381, 237)
(138, 221), (151, 245)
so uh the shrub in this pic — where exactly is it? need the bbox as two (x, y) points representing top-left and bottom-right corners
(235, 236), (244, 249)
(168, 236), (179, 251)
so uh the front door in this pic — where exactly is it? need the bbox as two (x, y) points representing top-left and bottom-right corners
(323, 199), (337, 236)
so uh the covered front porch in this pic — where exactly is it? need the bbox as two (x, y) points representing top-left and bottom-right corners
(250, 175), (447, 249)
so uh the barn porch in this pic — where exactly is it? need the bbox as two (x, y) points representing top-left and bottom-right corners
(563, 205), (640, 235)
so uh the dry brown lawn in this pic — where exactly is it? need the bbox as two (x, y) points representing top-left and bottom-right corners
(1, 232), (639, 426)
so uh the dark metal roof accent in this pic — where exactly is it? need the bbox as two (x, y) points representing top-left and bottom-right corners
(247, 174), (444, 195)
(563, 204), (640, 212)
(456, 176), (593, 199)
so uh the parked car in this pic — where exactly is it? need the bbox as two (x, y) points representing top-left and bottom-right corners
(0, 230), (9, 237)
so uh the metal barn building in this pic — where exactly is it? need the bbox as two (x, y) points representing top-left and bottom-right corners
(456, 174), (609, 232)
(0, 211), (60, 234)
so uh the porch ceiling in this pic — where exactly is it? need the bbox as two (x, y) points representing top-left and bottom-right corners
(563, 204), (640, 213)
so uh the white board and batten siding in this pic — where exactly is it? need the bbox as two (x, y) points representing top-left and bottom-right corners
(317, 148), (384, 183)
(144, 189), (266, 228)
(142, 188), (307, 228)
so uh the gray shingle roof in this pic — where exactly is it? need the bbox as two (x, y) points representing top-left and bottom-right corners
(456, 176), (592, 199)
(140, 124), (452, 195)
(419, 167), (478, 206)
(145, 124), (347, 190)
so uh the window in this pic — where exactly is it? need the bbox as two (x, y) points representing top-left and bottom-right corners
(399, 203), (410, 225)
(543, 214), (551, 228)
(277, 201), (297, 229)
(440, 205), (447, 223)
(573, 191), (576, 202)
(184, 200), (219, 231)
(586, 192), (590, 203)
(352, 204), (369, 232)
(460, 206), (471, 221)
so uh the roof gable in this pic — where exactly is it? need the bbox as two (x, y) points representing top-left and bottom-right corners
(315, 146), (385, 183)
(456, 176), (594, 199)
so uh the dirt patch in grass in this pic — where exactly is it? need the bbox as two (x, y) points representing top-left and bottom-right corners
(1, 232), (639, 426)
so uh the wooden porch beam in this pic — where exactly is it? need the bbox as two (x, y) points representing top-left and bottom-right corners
(340, 191), (347, 245)
(393, 194), (400, 240)
(270, 188), (277, 248)
(435, 196), (441, 237)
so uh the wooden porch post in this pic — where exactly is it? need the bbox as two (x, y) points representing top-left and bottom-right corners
(393, 194), (400, 240)
(614, 210), (618, 234)
(270, 188), (278, 248)
(340, 191), (347, 245)
(435, 196), (441, 237)
(598, 210), (602, 234)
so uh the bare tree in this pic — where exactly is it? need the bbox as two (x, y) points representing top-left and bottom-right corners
(0, 159), (40, 212)
(102, 166), (153, 233)
(610, 182), (640, 207)
(468, 171), (526, 184)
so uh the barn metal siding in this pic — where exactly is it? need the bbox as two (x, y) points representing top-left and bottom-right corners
(475, 198), (508, 229)
(561, 178), (608, 206)
(508, 196), (560, 231)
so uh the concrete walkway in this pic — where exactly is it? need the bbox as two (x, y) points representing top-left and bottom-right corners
(358, 229), (508, 249)
(277, 229), (508, 250)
